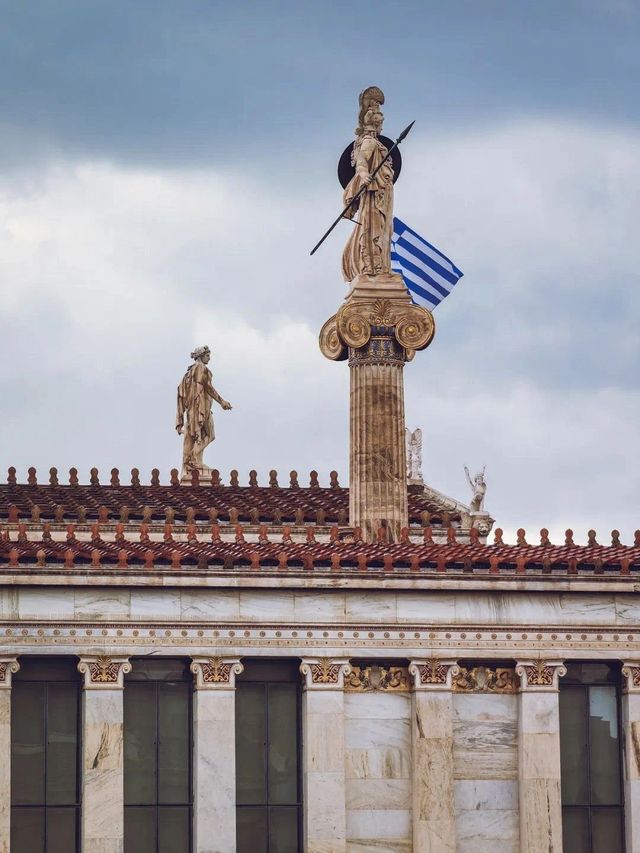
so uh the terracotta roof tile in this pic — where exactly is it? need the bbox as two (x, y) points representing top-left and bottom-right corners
(0, 522), (638, 575)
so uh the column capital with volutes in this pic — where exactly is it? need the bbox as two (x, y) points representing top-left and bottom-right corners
(300, 658), (352, 690)
(622, 661), (640, 694)
(0, 657), (20, 689)
(77, 655), (131, 689)
(515, 659), (567, 692)
(409, 658), (459, 691)
(190, 656), (244, 690)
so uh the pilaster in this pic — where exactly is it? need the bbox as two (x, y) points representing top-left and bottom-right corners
(190, 656), (244, 853)
(77, 655), (131, 853)
(409, 659), (458, 852)
(0, 658), (20, 853)
(622, 662), (640, 853)
(300, 658), (351, 853)
(515, 659), (566, 853)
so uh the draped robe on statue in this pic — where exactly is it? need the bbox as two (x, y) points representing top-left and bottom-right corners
(342, 132), (394, 281)
(176, 361), (225, 472)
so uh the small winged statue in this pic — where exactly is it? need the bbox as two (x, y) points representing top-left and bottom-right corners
(464, 465), (487, 512)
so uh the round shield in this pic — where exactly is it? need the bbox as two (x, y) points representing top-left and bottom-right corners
(337, 135), (402, 189)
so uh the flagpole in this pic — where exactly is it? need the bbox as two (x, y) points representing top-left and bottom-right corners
(309, 120), (415, 256)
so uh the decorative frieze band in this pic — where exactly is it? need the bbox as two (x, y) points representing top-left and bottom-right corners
(300, 658), (351, 689)
(0, 657), (20, 688)
(622, 661), (640, 693)
(515, 659), (566, 691)
(77, 655), (131, 689)
(345, 665), (411, 692)
(409, 659), (459, 690)
(190, 656), (244, 689)
(452, 665), (519, 693)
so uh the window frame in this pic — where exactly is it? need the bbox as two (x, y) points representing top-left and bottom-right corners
(10, 657), (82, 853)
(124, 659), (194, 853)
(560, 662), (626, 852)
(235, 659), (303, 852)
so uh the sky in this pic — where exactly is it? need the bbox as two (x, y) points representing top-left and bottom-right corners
(0, 0), (638, 543)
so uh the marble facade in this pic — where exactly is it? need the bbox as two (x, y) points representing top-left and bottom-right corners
(1, 573), (639, 851)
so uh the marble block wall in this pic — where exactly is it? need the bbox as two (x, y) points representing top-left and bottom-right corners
(345, 691), (412, 852)
(453, 693), (520, 853)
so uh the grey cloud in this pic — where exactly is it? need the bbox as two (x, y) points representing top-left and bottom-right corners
(0, 119), (638, 542)
(1, 1), (639, 170)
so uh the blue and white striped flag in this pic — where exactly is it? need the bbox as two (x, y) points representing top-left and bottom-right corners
(391, 217), (463, 310)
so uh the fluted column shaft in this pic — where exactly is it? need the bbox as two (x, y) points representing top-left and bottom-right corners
(349, 334), (407, 542)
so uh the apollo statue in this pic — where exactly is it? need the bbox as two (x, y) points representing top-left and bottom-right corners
(342, 86), (395, 281)
(176, 346), (232, 477)
(464, 465), (487, 512)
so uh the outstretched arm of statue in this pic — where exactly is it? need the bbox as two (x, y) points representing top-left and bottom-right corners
(203, 376), (232, 411)
(464, 466), (473, 489)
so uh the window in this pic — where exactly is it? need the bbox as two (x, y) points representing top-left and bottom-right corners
(11, 657), (81, 853)
(124, 659), (193, 853)
(560, 662), (624, 853)
(236, 660), (302, 852)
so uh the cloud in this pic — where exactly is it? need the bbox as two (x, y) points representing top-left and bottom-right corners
(0, 118), (638, 542)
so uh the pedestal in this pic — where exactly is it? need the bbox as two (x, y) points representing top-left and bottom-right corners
(320, 273), (435, 542)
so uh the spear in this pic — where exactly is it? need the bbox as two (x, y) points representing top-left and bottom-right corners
(309, 120), (415, 256)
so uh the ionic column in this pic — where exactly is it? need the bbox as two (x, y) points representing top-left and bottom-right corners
(622, 661), (640, 852)
(190, 656), (244, 853)
(515, 659), (566, 853)
(77, 655), (131, 853)
(0, 658), (20, 853)
(300, 658), (351, 853)
(319, 275), (435, 543)
(409, 659), (458, 853)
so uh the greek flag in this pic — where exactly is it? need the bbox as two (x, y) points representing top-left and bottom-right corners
(391, 218), (463, 310)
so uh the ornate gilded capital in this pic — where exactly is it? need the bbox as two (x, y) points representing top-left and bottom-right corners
(190, 656), (244, 689)
(77, 655), (131, 689)
(300, 658), (351, 689)
(621, 661), (640, 694)
(409, 659), (459, 691)
(515, 660), (567, 692)
(0, 657), (20, 689)
(319, 282), (435, 365)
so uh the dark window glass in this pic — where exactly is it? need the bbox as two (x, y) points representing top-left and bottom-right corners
(560, 663), (624, 853)
(124, 659), (192, 853)
(236, 660), (301, 852)
(11, 658), (80, 853)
